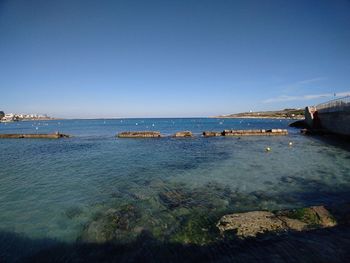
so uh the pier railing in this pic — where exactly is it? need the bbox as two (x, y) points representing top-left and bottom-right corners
(316, 95), (350, 113)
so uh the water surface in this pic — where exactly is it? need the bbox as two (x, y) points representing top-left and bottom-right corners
(1, 118), (350, 261)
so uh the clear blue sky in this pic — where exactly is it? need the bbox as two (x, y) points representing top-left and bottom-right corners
(1, 0), (350, 118)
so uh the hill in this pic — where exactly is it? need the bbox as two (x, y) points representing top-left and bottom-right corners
(215, 108), (304, 119)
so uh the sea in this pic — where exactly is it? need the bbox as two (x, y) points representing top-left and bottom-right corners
(1, 118), (350, 262)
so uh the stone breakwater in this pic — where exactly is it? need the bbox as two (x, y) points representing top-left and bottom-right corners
(117, 131), (193, 138)
(117, 131), (162, 138)
(173, 131), (193, 137)
(0, 133), (70, 139)
(203, 129), (288, 137)
(117, 129), (288, 138)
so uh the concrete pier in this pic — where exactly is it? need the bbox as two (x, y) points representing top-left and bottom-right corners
(223, 129), (288, 136)
(203, 129), (288, 137)
(303, 96), (350, 136)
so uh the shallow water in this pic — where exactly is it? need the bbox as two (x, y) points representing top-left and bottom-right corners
(1, 118), (350, 261)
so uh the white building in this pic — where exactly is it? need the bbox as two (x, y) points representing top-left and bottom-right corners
(1, 113), (17, 122)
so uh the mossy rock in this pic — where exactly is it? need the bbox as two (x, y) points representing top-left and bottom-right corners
(80, 204), (143, 243)
(64, 206), (83, 219)
(277, 206), (336, 228)
(287, 208), (319, 226)
(170, 210), (221, 245)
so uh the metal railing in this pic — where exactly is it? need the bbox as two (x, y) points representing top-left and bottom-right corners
(316, 95), (350, 113)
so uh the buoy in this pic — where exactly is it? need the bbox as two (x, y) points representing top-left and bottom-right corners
(266, 147), (271, 152)
(289, 142), (293, 146)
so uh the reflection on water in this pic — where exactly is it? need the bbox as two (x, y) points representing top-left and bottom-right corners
(1, 118), (350, 261)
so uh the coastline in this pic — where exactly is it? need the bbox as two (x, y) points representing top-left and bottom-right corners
(0, 118), (63, 123)
(210, 116), (305, 120)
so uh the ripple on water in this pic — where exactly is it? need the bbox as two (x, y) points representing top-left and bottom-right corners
(1, 119), (350, 260)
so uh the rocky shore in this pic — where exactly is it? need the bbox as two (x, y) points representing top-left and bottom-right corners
(76, 176), (350, 247)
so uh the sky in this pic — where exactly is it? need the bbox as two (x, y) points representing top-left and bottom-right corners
(1, 0), (350, 118)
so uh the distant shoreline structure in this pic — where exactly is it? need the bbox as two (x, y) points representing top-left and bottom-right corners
(0, 109), (305, 121)
(212, 108), (304, 120)
(0, 111), (60, 123)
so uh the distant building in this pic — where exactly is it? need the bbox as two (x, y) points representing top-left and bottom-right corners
(0, 111), (4, 120)
(1, 113), (18, 122)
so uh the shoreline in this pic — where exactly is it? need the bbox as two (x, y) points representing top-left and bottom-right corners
(0, 118), (63, 123)
(1, 116), (304, 122)
(210, 116), (305, 120)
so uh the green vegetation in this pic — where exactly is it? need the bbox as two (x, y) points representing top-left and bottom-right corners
(170, 209), (221, 245)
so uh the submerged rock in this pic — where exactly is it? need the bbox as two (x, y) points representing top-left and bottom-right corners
(81, 205), (142, 243)
(171, 210), (220, 245)
(64, 206), (83, 219)
(217, 205), (337, 238)
(159, 189), (192, 209)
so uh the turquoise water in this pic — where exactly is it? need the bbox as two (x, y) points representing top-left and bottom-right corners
(1, 118), (350, 261)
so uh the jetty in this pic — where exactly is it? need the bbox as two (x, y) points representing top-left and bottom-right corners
(291, 95), (350, 136)
(223, 129), (288, 136)
(0, 132), (70, 139)
(117, 129), (288, 138)
(203, 131), (222, 137)
(117, 131), (162, 138)
(203, 129), (288, 137)
(306, 96), (350, 136)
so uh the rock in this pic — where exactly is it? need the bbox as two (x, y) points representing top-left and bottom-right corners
(81, 205), (142, 243)
(311, 206), (337, 227)
(279, 206), (336, 227)
(216, 211), (286, 238)
(289, 119), (307, 128)
(65, 207), (83, 219)
(217, 206), (337, 239)
(81, 209), (119, 243)
(159, 189), (192, 209)
(278, 217), (308, 231)
(171, 211), (219, 245)
(0, 133), (70, 139)
(173, 131), (193, 137)
(117, 131), (162, 138)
